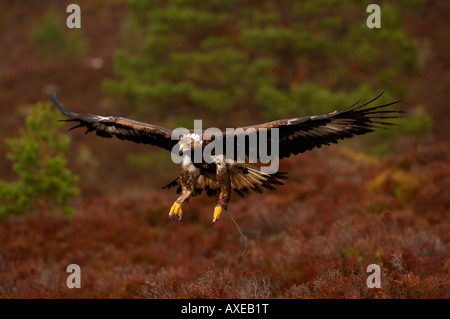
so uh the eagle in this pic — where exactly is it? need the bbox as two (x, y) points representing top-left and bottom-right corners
(51, 92), (400, 226)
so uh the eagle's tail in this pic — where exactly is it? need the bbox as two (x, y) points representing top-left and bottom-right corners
(162, 177), (179, 190)
(231, 164), (288, 198)
(162, 165), (288, 198)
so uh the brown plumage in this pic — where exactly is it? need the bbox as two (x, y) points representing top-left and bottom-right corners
(163, 162), (288, 199)
(51, 94), (176, 151)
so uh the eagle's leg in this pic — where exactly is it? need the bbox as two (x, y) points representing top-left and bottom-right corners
(168, 189), (192, 221)
(169, 184), (192, 221)
(169, 155), (198, 221)
(212, 156), (231, 225)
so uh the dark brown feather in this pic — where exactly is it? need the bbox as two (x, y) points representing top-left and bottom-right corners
(222, 92), (401, 160)
(51, 93), (178, 151)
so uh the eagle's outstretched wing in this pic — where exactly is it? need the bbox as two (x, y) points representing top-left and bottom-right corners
(51, 93), (177, 151)
(223, 92), (402, 160)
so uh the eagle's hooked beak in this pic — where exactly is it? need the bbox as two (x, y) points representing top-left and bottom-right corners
(179, 144), (184, 156)
(178, 141), (192, 156)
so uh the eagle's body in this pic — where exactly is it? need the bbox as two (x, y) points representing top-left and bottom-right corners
(51, 93), (400, 224)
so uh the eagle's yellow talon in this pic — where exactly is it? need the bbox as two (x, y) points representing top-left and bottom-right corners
(212, 205), (222, 225)
(169, 202), (182, 221)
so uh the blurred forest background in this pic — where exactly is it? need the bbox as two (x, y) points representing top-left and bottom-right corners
(0, 0), (448, 298)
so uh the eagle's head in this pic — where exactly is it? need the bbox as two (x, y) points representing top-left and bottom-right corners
(178, 133), (202, 156)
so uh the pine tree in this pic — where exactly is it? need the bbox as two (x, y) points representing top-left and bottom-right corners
(0, 103), (79, 217)
(103, 0), (422, 126)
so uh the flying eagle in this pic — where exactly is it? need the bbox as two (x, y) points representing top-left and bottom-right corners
(51, 93), (400, 225)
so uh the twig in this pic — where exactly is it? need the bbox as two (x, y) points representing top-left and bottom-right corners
(225, 208), (248, 255)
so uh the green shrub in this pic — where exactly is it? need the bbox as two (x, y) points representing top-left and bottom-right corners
(0, 103), (79, 217)
(30, 8), (87, 61)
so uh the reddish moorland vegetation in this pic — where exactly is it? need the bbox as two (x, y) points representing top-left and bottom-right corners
(0, 143), (448, 298)
(0, 1), (449, 298)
